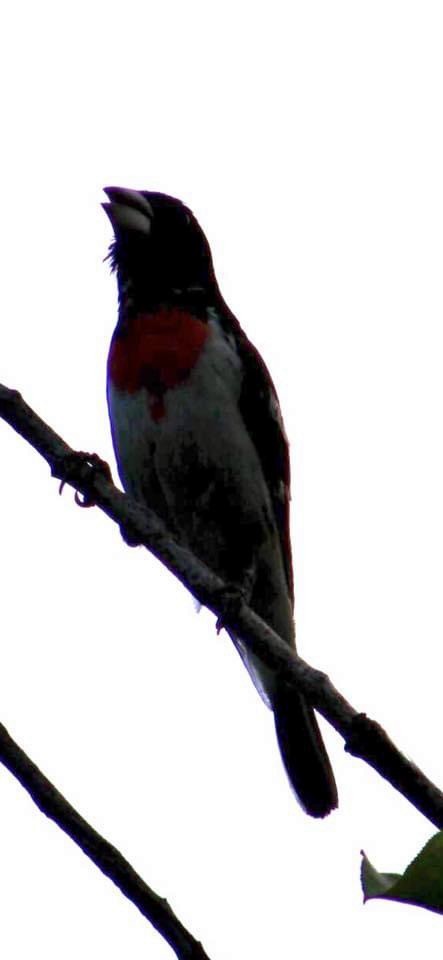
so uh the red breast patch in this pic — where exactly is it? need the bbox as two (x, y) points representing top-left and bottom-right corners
(108, 307), (209, 420)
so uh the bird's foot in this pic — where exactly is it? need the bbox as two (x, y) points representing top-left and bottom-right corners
(57, 451), (112, 507)
(118, 519), (142, 547)
(215, 568), (254, 634)
(215, 584), (246, 634)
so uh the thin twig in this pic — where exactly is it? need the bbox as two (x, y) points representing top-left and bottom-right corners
(1, 381), (443, 836)
(0, 722), (210, 960)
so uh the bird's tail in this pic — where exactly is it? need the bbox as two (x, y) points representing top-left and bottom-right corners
(271, 681), (338, 818)
(231, 635), (338, 817)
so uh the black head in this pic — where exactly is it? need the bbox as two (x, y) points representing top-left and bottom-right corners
(103, 187), (218, 311)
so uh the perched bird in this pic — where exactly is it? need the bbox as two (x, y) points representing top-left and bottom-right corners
(103, 186), (338, 817)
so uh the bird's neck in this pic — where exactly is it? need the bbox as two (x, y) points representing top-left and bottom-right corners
(116, 269), (216, 325)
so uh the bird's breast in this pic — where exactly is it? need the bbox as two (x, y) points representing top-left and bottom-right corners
(108, 307), (210, 420)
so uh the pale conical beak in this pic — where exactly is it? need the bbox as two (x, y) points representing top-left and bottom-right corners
(102, 186), (154, 236)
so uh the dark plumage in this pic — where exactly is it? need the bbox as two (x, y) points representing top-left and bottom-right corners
(104, 187), (338, 816)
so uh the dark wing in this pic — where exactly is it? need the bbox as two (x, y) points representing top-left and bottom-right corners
(236, 330), (294, 604)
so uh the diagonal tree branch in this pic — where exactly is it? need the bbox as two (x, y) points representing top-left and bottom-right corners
(0, 721), (210, 960)
(1, 380), (443, 838)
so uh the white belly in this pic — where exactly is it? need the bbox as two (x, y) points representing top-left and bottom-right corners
(107, 318), (294, 688)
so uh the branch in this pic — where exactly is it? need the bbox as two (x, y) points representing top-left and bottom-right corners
(1, 381), (443, 839)
(0, 722), (210, 960)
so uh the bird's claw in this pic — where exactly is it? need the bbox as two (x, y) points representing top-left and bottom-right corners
(58, 451), (112, 507)
(215, 584), (248, 634)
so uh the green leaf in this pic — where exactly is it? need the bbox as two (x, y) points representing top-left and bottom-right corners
(361, 833), (443, 914)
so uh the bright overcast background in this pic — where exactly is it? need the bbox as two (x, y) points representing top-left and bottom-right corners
(1, 2), (443, 958)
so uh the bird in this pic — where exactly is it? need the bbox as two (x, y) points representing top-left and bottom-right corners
(103, 186), (338, 817)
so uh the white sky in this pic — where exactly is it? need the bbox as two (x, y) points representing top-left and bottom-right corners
(1, 1), (443, 957)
